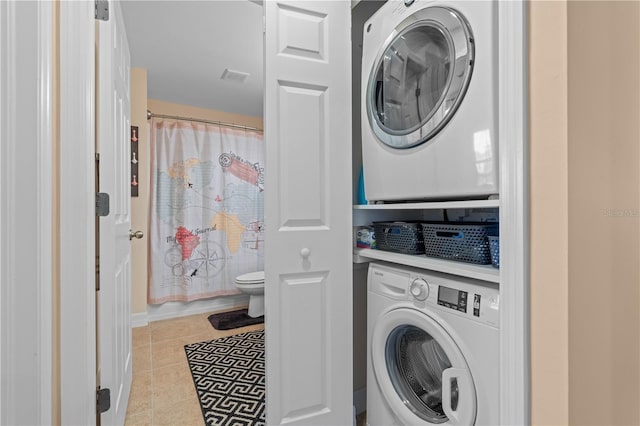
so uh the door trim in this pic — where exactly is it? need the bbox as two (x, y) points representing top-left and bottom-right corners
(498, 1), (529, 424)
(59, 1), (97, 424)
(0, 1), (53, 424)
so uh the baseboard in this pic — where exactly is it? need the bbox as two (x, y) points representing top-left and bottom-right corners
(354, 387), (366, 415)
(131, 312), (149, 328)
(145, 294), (250, 323)
(130, 294), (250, 327)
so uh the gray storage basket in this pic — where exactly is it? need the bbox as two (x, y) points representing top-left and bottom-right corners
(421, 222), (498, 265)
(372, 222), (425, 255)
(487, 236), (500, 268)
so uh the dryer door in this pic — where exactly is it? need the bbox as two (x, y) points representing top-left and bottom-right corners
(366, 6), (474, 149)
(371, 308), (476, 425)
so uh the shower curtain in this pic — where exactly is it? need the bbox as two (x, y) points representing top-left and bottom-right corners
(148, 119), (264, 304)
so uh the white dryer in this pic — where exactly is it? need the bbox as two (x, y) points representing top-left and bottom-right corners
(367, 262), (499, 425)
(361, 0), (498, 202)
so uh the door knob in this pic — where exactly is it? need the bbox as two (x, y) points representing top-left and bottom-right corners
(129, 229), (144, 240)
(300, 248), (311, 258)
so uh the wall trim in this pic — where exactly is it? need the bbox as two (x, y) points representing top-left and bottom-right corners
(498, 1), (530, 424)
(37, 2), (54, 422)
(133, 295), (249, 327)
(0, 1), (53, 424)
(131, 312), (149, 328)
(59, 1), (96, 424)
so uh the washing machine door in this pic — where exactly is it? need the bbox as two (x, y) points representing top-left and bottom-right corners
(366, 6), (474, 149)
(371, 308), (477, 425)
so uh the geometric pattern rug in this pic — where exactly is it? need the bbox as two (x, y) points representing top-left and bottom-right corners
(185, 330), (265, 426)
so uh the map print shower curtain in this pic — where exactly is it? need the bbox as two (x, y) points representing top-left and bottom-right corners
(148, 119), (264, 304)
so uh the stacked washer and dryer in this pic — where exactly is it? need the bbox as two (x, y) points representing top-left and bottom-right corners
(361, 0), (500, 425)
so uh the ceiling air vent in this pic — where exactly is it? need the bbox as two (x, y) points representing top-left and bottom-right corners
(221, 69), (250, 83)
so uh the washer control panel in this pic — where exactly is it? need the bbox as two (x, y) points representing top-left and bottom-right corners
(368, 262), (499, 327)
(437, 285), (468, 313)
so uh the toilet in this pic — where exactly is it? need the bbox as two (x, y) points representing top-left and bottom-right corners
(234, 270), (265, 318)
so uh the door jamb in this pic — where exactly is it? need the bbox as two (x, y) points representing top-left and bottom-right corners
(55, 1), (531, 424)
(498, 1), (530, 424)
(59, 1), (97, 424)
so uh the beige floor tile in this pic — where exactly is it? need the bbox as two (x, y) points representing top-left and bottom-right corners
(149, 320), (194, 344)
(127, 371), (153, 415)
(153, 394), (204, 426)
(133, 343), (152, 373)
(127, 312), (264, 425)
(152, 361), (198, 408)
(150, 310), (259, 344)
(133, 326), (151, 349)
(151, 333), (212, 370)
(149, 318), (214, 345)
(125, 408), (152, 426)
(151, 339), (188, 371)
(179, 313), (214, 328)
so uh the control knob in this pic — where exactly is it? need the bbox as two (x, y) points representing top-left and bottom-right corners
(410, 278), (429, 301)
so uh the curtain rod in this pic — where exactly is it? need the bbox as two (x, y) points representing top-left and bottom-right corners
(147, 110), (263, 133)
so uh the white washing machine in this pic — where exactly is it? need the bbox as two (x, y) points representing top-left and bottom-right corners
(367, 262), (499, 425)
(361, 0), (499, 202)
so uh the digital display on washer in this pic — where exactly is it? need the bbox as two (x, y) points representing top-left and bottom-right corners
(438, 286), (468, 312)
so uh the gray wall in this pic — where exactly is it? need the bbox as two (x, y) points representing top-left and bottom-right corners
(351, 0), (385, 400)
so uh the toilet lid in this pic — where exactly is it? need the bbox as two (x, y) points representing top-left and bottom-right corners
(235, 270), (264, 284)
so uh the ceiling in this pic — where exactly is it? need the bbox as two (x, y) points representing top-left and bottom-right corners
(121, 1), (264, 118)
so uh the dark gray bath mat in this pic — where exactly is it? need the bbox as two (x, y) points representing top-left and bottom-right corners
(208, 309), (264, 330)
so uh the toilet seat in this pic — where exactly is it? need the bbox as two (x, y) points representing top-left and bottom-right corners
(235, 271), (264, 284)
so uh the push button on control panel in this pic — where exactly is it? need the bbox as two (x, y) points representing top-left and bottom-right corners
(473, 294), (481, 317)
(458, 291), (467, 313)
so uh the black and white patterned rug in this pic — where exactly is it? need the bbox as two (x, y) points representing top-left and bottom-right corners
(185, 330), (265, 426)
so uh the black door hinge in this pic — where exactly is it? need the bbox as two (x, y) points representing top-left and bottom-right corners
(97, 387), (111, 414)
(96, 193), (110, 217)
(95, 0), (109, 21)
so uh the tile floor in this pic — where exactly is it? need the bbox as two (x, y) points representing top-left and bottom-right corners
(125, 310), (367, 426)
(125, 309), (264, 426)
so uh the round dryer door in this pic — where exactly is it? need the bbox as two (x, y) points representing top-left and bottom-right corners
(366, 6), (474, 149)
(371, 308), (477, 425)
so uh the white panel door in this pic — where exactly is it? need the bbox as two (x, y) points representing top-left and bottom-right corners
(264, 1), (353, 425)
(97, 2), (133, 424)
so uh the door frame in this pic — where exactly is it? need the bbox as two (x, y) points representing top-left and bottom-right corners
(0, 1), (53, 424)
(498, 1), (529, 424)
(56, 1), (530, 424)
(59, 1), (97, 424)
